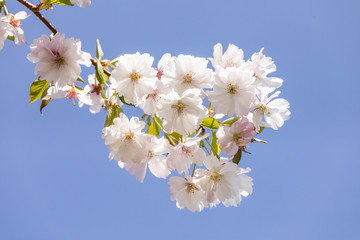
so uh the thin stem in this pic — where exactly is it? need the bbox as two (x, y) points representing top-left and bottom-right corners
(1, 0), (9, 15)
(204, 137), (220, 159)
(153, 116), (176, 146)
(191, 164), (196, 177)
(17, 0), (58, 34)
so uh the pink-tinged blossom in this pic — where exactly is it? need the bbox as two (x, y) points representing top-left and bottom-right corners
(137, 80), (169, 115)
(196, 155), (253, 207)
(109, 52), (157, 104)
(6, 11), (29, 46)
(162, 54), (213, 94)
(207, 68), (256, 117)
(102, 113), (148, 164)
(27, 33), (92, 88)
(253, 88), (291, 131)
(156, 53), (175, 80)
(122, 136), (171, 183)
(167, 134), (208, 174)
(71, 0), (91, 8)
(169, 176), (206, 212)
(211, 43), (245, 70)
(158, 89), (208, 135)
(216, 116), (256, 155)
(46, 84), (92, 107)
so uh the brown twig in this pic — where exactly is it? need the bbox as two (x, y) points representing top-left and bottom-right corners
(17, 0), (57, 35)
(16, 0), (111, 77)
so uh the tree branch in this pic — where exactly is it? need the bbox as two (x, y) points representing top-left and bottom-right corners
(17, 0), (58, 35)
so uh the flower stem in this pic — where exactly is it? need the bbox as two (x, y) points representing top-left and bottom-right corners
(191, 164), (196, 177)
(1, 0), (9, 15)
(153, 115), (176, 146)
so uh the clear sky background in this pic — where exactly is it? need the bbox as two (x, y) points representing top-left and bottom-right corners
(1, 0), (359, 239)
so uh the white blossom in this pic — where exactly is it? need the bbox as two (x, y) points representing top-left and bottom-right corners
(71, 0), (91, 8)
(122, 136), (170, 183)
(253, 88), (291, 131)
(163, 54), (213, 94)
(245, 48), (283, 89)
(0, 13), (9, 50)
(137, 80), (169, 115)
(27, 33), (92, 88)
(102, 113), (148, 164)
(169, 176), (206, 212)
(167, 135), (208, 174)
(210, 43), (245, 70)
(109, 52), (157, 104)
(196, 155), (253, 207)
(158, 89), (208, 135)
(207, 68), (255, 117)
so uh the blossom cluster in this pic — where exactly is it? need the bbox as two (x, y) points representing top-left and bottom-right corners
(1, 0), (290, 212)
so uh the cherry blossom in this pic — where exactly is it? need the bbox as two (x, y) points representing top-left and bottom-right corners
(169, 176), (206, 212)
(6, 11), (29, 46)
(216, 117), (256, 156)
(163, 54), (213, 94)
(158, 89), (208, 135)
(27, 33), (92, 87)
(196, 155), (253, 207)
(207, 68), (255, 117)
(167, 134), (208, 174)
(122, 136), (170, 183)
(71, 0), (91, 8)
(102, 113), (148, 164)
(253, 88), (291, 131)
(109, 52), (157, 104)
(211, 43), (245, 70)
(0, 13), (9, 50)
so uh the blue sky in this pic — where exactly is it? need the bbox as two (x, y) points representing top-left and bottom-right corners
(1, 0), (360, 239)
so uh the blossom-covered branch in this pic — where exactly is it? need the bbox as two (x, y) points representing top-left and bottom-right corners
(0, 0), (291, 212)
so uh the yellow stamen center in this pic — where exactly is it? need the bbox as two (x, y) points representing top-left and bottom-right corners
(210, 172), (222, 182)
(130, 72), (142, 82)
(183, 73), (193, 83)
(227, 83), (237, 94)
(171, 101), (185, 114)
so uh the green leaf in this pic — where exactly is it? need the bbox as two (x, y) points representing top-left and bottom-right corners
(76, 77), (85, 83)
(50, 0), (74, 6)
(104, 105), (122, 127)
(96, 39), (104, 59)
(40, 97), (51, 115)
(148, 122), (160, 137)
(29, 79), (48, 104)
(95, 60), (106, 85)
(6, 35), (14, 41)
(201, 116), (219, 129)
(170, 131), (182, 144)
(232, 148), (242, 165)
(210, 131), (220, 155)
(257, 126), (265, 134)
(222, 117), (240, 127)
(119, 96), (135, 107)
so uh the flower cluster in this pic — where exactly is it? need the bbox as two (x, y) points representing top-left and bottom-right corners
(1, 0), (290, 212)
(25, 34), (290, 211)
